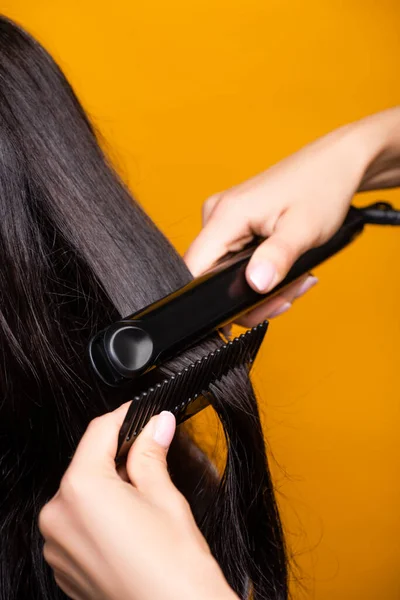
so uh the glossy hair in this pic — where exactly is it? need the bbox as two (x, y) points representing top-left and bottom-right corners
(0, 15), (287, 599)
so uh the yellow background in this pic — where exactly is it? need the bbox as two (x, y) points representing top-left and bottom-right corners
(3, 1), (400, 598)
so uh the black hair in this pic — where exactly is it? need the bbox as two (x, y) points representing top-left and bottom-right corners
(0, 15), (287, 599)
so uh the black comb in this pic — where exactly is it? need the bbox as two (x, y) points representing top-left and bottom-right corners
(116, 321), (268, 460)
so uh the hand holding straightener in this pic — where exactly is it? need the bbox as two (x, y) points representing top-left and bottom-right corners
(185, 107), (400, 324)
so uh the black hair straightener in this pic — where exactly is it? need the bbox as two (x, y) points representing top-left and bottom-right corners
(89, 202), (400, 461)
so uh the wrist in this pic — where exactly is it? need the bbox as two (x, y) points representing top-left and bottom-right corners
(349, 107), (400, 190)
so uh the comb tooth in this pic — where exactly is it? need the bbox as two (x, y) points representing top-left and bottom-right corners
(149, 378), (168, 418)
(193, 353), (211, 398)
(222, 343), (234, 375)
(248, 322), (268, 365)
(193, 353), (208, 394)
(125, 394), (145, 441)
(162, 374), (177, 414)
(208, 347), (222, 382)
(197, 349), (218, 400)
(174, 368), (192, 418)
(218, 345), (233, 381)
(139, 383), (163, 433)
(246, 327), (260, 362)
(236, 329), (255, 369)
(224, 338), (241, 375)
(189, 359), (208, 408)
(209, 348), (225, 384)
(216, 346), (228, 378)
(242, 329), (255, 365)
(240, 326), (256, 365)
(189, 353), (208, 401)
(199, 353), (212, 388)
(205, 350), (216, 386)
(181, 362), (199, 412)
(218, 343), (236, 385)
(134, 392), (149, 432)
(133, 389), (151, 435)
(227, 339), (240, 370)
(177, 366), (192, 409)
(238, 337), (249, 369)
(217, 343), (232, 380)
(123, 395), (141, 441)
(191, 356), (210, 397)
(152, 378), (170, 416)
(169, 368), (185, 415)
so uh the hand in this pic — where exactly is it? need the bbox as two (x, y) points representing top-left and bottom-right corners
(39, 406), (237, 600)
(185, 108), (400, 326)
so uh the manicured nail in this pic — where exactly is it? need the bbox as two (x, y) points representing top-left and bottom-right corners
(248, 262), (277, 293)
(268, 301), (292, 318)
(153, 411), (176, 448)
(294, 276), (318, 299)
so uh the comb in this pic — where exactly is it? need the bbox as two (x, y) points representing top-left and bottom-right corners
(116, 321), (268, 460)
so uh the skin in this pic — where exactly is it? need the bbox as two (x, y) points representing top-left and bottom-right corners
(40, 107), (400, 599)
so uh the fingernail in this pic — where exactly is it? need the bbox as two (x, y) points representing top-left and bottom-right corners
(248, 262), (277, 293)
(268, 301), (292, 318)
(294, 276), (318, 299)
(153, 411), (176, 448)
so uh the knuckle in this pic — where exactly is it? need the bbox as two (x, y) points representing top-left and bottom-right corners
(203, 193), (220, 210)
(202, 194), (221, 223)
(38, 502), (57, 538)
(86, 415), (102, 433)
(42, 542), (56, 567)
(209, 191), (233, 215)
(59, 470), (87, 502)
(216, 190), (236, 210)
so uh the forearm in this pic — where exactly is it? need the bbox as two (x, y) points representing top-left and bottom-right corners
(350, 107), (400, 191)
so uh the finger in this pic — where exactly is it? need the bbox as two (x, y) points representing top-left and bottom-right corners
(126, 411), (177, 500)
(202, 194), (221, 226)
(52, 571), (86, 600)
(68, 402), (131, 474)
(246, 209), (318, 293)
(236, 275), (318, 327)
(184, 199), (253, 277)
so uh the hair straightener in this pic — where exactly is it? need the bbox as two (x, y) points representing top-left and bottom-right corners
(89, 201), (400, 461)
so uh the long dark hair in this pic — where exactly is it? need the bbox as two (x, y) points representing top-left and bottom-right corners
(0, 15), (287, 599)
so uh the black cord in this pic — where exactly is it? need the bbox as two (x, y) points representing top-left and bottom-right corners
(361, 201), (400, 226)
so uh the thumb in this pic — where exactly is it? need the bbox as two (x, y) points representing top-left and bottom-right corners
(184, 198), (252, 277)
(246, 209), (318, 293)
(126, 411), (177, 500)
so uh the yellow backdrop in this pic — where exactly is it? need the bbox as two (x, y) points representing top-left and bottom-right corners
(4, 1), (400, 598)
